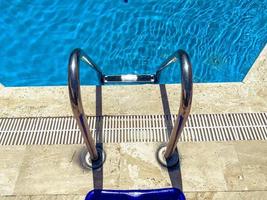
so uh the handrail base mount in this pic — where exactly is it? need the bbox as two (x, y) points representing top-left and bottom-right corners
(80, 146), (106, 170)
(156, 144), (179, 168)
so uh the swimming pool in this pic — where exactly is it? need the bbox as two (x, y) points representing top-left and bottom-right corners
(0, 0), (266, 86)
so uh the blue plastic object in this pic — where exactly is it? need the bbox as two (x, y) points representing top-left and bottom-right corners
(85, 188), (185, 200)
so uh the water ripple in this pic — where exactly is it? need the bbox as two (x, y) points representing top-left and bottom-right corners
(0, 0), (266, 86)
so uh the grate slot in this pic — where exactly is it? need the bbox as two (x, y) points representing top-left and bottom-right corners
(0, 113), (266, 145)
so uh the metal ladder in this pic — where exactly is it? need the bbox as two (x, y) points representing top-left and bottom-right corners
(68, 48), (193, 169)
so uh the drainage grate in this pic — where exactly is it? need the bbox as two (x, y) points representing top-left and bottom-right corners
(0, 113), (266, 145)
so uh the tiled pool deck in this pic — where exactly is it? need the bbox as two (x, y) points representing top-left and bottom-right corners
(0, 141), (267, 200)
(0, 46), (266, 200)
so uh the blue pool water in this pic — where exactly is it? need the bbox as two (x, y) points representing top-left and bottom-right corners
(0, 0), (266, 86)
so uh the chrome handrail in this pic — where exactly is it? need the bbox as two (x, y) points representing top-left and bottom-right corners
(163, 50), (193, 159)
(155, 51), (180, 82)
(68, 49), (100, 161)
(68, 48), (192, 168)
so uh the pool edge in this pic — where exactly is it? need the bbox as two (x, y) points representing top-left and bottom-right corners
(0, 46), (266, 118)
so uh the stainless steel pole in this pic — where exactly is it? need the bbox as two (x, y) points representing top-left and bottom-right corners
(164, 50), (193, 159)
(68, 49), (99, 160)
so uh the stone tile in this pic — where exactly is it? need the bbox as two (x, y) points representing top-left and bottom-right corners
(0, 81), (266, 118)
(0, 146), (26, 195)
(2, 141), (267, 196)
(0, 196), (30, 200)
(0, 195), (85, 200)
(237, 191), (267, 200)
(188, 192), (215, 200)
(30, 195), (84, 200)
(185, 191), (267, 200)
(0, 87), (73, 118)
(215, 142), (246, 190)
(234, 141), (267, 190)
(179, 142), (227, 191)
(234, 141), (267, 166)
(180, 141), (267, 192)
(118, 143), (173, 189)
(184, 192), (198, 200)
(117, 141), (267, 192)
(14, 144), (120, 195)
(4, 192), (267, 200)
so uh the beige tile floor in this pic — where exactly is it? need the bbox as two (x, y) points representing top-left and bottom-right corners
(0, 141), (267, 199)
(1, 192), (267, 200)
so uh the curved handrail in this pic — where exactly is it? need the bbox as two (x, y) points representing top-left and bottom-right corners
(68, 48), (193, 164)
(163, 50), (193, 159)
(68, 49), (101, 160)
(155, 52), (178, 82)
